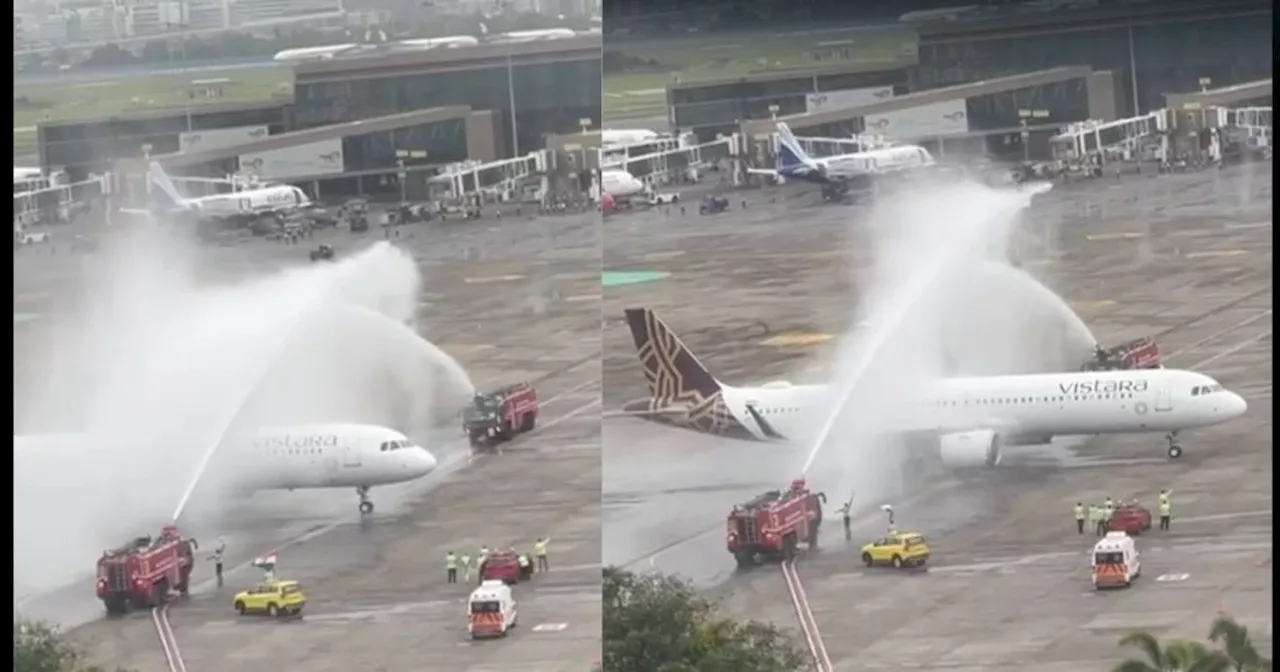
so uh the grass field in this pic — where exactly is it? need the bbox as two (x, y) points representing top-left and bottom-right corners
(13, 66), (292, 159)
(604, 29), (917, 120)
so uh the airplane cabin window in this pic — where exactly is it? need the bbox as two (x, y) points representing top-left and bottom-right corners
(379, 442), (388, 452)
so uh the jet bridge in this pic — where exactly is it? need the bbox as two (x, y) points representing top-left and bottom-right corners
(1049, 111), (1173, 166)
(427, 152), (549, 203)
(601, 135), (688, 170)
(787, 133), (895, 159)
(1223, 106), (1271, 148)
(612, 136), (740, 189)
(14, 175), (108, 229)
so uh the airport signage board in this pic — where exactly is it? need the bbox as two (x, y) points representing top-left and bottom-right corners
(805, 87), (895, 114)
(864, 99), (970, 139)
(239, 139), (345, 180)
(179, 125), (269, 153)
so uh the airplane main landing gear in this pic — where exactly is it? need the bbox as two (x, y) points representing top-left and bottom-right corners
(1166, 433), (1183, 460)
(357, 486), (375, 515)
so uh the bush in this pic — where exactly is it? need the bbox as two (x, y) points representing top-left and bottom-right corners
(602, 567), (813, 672)
(13, 618), (133, 672)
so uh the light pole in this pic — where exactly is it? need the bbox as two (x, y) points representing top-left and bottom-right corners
(768, 104), (780, 120)
(505, 45), (519, 157)
(1198, 76), (1212, 93)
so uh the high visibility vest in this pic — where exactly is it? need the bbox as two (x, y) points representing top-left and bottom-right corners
(446, 554), (457, 569)
(1158, 502), (1171, 516)
(533, 541), (547, 557)
(461, 555), (471, 568)
(518, 555), (530, 568)
(1089, 506), (1100, 522)
(1074, 505), (1085, 520)
(1159, 494), (1170, 508)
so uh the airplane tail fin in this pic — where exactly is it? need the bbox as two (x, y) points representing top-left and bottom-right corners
(148, 161), (187, 208)
(775, 122), (815, 172)
(623, 308), (723, 404)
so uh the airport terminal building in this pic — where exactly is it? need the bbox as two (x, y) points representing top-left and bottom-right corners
(667, 1), (1271, 146)
(37, 34), (602, 200)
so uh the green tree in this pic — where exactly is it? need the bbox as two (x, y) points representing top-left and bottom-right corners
(13, 618), (133, 672)
(602, 567), (812, 672)
(1208, 615), (1272, 672)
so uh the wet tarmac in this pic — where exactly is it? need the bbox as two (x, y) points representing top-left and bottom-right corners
(17, 211), (602, 671)
(602, 163), (1272, 668)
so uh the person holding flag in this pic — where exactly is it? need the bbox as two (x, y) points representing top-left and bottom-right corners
(252, 551), (279, 582)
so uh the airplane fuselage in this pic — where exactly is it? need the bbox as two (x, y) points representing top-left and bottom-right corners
(716, 368), (1246, 444)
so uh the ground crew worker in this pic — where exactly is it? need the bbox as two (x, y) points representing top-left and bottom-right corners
(1104, 497), (1115, 518)
(1158, 489), (1171, 510)
(1074, 502), (1085, 535)
(838, 502), (853, 541)
(461, 552), (473, 583)
(208, 538), (226, 587)
(1158, 497), (1172, 531)
(1092, 504), (1107, 536)
(533, 538), (550, 573)
(445, 551), (458, 584)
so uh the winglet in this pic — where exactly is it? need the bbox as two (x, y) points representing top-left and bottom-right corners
(623, 308), (722, 403)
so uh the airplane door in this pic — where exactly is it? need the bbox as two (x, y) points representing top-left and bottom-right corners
(342, 445), (362, 468)
(1153, 385), (1173, 413)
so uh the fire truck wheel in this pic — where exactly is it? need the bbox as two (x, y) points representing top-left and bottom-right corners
(235, 601), (246, 615)
(1167, 444), (1183, 459)
(782, 535), (798, 560)
(734, 551), (755, 569)
(359, 501), (375, 515)
(892, 555), (904, 569)
(861, 553), (873, 567)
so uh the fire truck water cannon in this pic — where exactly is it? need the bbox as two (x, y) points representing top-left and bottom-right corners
(726, 477), (827, 568)
(95, 522), (198, 616)
(1082, 337), (1162, 372)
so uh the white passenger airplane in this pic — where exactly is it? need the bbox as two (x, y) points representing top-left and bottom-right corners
(749, 122), (936, 191)
(601, 168), (647, 199)
(619, 309), (1247, 465)
(13, 423), (437, 515)
(127, 161), (312, 226)
(14, 167), (43, 183)
(602, 129), (661, 147)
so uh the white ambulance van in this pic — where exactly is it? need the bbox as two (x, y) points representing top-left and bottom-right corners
(468, 580), (518, 639)
(1092, 530), (1141, 589)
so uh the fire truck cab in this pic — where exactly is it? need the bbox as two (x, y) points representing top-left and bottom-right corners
(1092, 531), (1141, 590)
(726, 478), (826, 568)
(468, 580), (518, 639)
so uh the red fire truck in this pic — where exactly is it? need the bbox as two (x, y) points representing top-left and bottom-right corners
(1081, 337), (1162, 371)
(726, 478), (827, 568)
(462, 382), (540, 451)
(96, 523), (197, 615)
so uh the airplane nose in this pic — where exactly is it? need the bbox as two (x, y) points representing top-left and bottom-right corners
(407, 447), (437, 475)
(1225, 392), (1248, 416)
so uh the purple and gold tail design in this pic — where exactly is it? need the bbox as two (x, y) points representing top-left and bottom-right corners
(623, 308), (752, 438)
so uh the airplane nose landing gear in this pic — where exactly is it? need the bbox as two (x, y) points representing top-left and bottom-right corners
(357, 486), (374, 515)
(1166, 433), (1183, 460)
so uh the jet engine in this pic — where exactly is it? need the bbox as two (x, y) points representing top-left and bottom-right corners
(938, 430), (1002, 468)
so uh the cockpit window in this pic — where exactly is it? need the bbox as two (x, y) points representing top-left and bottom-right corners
(1192, 386), (1202, 396)
(382, 439), (412, 451)
(1194, 384), (1225, 396)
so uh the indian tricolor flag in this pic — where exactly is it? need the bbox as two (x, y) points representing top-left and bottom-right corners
(252, 552), (278, 573)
